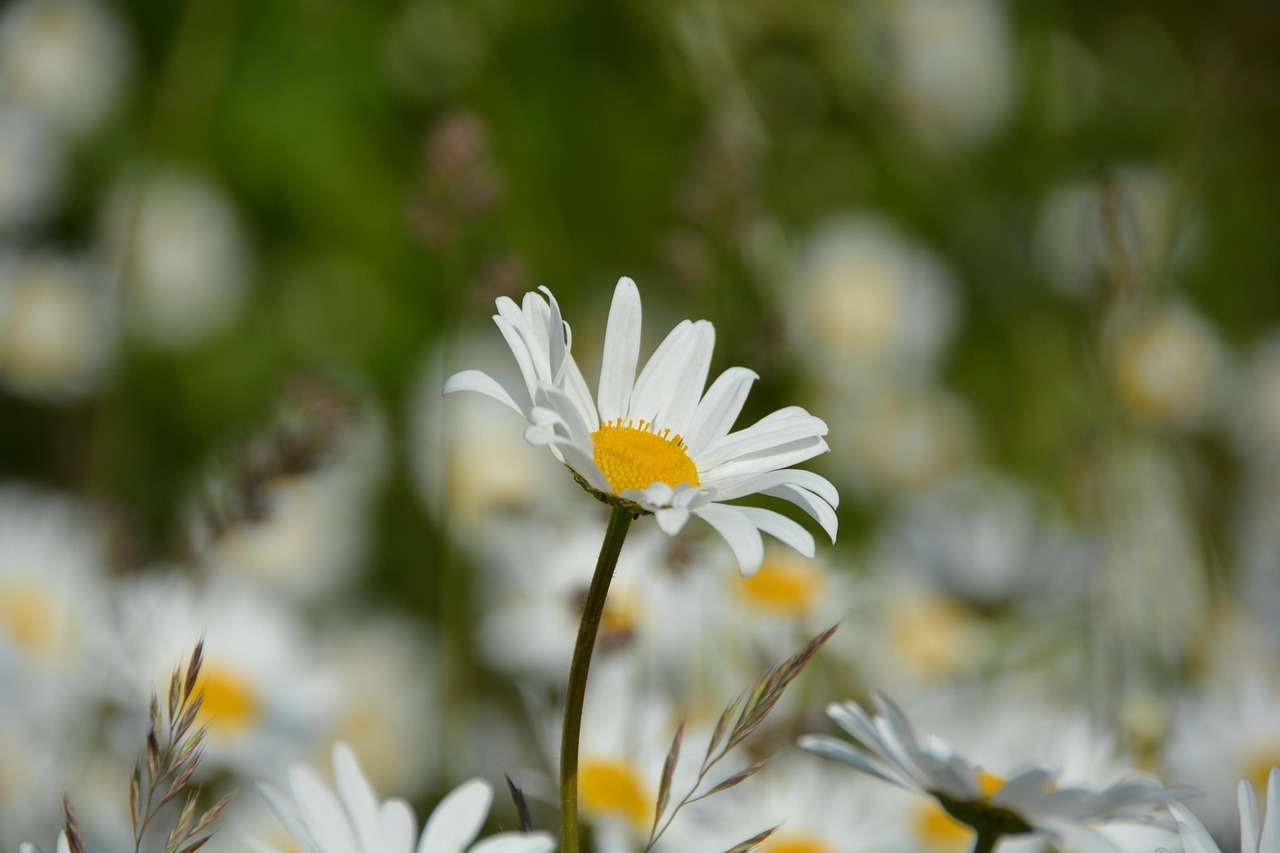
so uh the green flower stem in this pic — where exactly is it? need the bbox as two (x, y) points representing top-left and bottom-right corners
(971, 830), (1001, 853)
(560, 504), (634, 853)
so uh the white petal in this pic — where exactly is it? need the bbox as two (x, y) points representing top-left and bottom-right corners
(626, 320), (697, 425)
(654, 320), (715, 436)
(706, 468), (838, 508)
(598, 277), (642, 424)
(797, 734), (914, 792)
(246, 841), (286, 853)
(419, 779), (493, 853)
(654, 506), (691, 535)
(380, 799), (418, 853)
(290, 765), (359, 853)
(442, 370), (533, 419)
(732, 506), (815, 557)
(694, 503), (764, 576)
(540, 433), (611, 494)
(696, 407), (828, 470)
(1240, 778), (1261, 853)
(469, 833), (559, 853)
(1261, 767), (1280, 853)
(699, 436), (830, 482)
(333, 744), (383, 852)
(493, 308), (542, 395)
(681, 367), (758, 451)
(537, 286), (567, 385)
(560, 351), (601, 430)
(257, 781), (312, 851)
(1170, 801), (1222, 853)
(765, 484), (838, 543)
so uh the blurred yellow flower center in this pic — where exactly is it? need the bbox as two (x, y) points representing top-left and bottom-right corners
(196, 666), (261, 734)
(591, 420), (699, 494)
(766, 834), (836, 853)
(579, 759), (651, 825)
(915, 772), (1006, 849)
(1245, 751), (1280, 798)
(741, 557), (821, 614)
(0, 582), (60, 657)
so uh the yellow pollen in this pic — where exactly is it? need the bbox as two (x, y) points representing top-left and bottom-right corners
(579, 759), (651, 826)
(0, 582), (61, 658)
(740, 556), (822, 614)
(766, 834), (837, 853)
(196, 666), (261, 735)
(591, 421), (699, 494)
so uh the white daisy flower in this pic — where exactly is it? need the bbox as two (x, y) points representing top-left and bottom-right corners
(1166, 768), (1280, 853)
(251, 742), (555, 853)
(799, 694), (1191, 848)
(443, 277), (837, 576)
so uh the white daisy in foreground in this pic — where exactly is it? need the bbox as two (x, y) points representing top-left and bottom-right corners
(443, 277), (837, 575)
(252, 742), (555, 853)
(1165, 768), (1280, 853)
(799, 694), (1192, 851)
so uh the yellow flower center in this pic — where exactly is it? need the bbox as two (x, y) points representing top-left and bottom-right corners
(740, 555), (822, 614)
(915, 772), (1006, 850)
(196, 666), (261, 735)
(766, 834), (837, 853)
(579, 759), (651, 826)
(0, 582), (62, 658)
(1245, 750), (1280, 798)
(591, 420), (699, 494)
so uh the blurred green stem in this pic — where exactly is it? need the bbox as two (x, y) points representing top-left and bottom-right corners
(560, 504), (633, 853)
(971, 830), (1001, 853)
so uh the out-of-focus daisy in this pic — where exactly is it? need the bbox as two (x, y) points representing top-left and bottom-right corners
(0, 0), (132, 134)
(1165, 681), (1280, 843)
(800, 694), (1190, 850)
(413, 336), (577, 543)
(786, 214), (959, 388)
(0, 485), (112, 710)
(0, 253), (115, 402)
(251, 742), (556, 853)
(840, 385), (975, 500)
(0, 106), (66, 233)
(657, 754), (902, 853)
(114, 575), (338, 779)
(1035, 167), (1193, 296)
(1108, 304), (1219, 427)
(444, 277), (837, 576)
(883, 0), (1015, 150)
(324, 616), (443, 799)
(1165, 768), (1280, 853)
(102, 167), (252, 349)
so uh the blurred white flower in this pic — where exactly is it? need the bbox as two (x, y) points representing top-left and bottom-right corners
(444, 277), (838, 577)
(885, 0), (1016, 150)
(1108, 304), (1219, 427)
(1165, 768), (1280, 853)
(0, 253), (115, 402)
(657, 754), (902, 853)
(252, 742), (555, 853)
(838, 384), (975, 500)
(1166, 681), (1280, 844)
(324, 617), (443, 799)
(0, 485), (112, 709)
(787, 214), (959, 388)
(0, 0), (132, 134)
(1036, 167), (1192, 296)
(196, 400), (388, 601)
(0, 106), (66, 233)
(801, 694), (1190, 849)
(413, 336), (577, 542)
(103, 168), (252, 349)
(114, 575), (339, 779)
